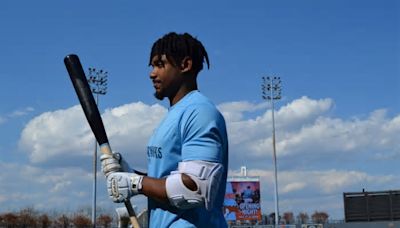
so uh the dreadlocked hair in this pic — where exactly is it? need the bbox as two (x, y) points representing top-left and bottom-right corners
(149, 32), (210, 75)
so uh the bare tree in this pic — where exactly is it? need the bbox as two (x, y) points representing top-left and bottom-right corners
(18, 207), (38, 227)
(297, 212), (309, 224)
(97, 214), (113, 228)
(0, 207), (118, 228)
(38, 214), (52, 228)
(72, 214), (92, 228)
(2, 212), (18, 227)
(283, 211), (295, 224)
(311, 211), (329, 224)
(53, 214), (70, 228)
(77, 205), (92, 218)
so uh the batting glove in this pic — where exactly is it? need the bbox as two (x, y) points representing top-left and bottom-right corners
(100, 152), (133, 177)
(107, 172), (143, 203)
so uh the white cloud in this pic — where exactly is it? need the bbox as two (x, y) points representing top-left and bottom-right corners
(0, 161), (114, 212)
(0, 116), (5, 125)
(218, 101), (268, 122)
(276, 96), (333, 129)
(101, 102), (166, 164)
(9, 107), (35, 117)
(281, 182), (306, 193)
(0, 107), (35, 125)
(19, 102), (166, 169)
(220, 97), (333, 149)
(274, 109), (400, 158)
(19, 105), (91, 163)
(219, 97), (400, 168)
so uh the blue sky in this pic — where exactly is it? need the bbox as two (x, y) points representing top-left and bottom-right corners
(0, 0), (399, 220)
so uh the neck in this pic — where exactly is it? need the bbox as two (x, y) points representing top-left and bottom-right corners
(169, 81), (197, 106)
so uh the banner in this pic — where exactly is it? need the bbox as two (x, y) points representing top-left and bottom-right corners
(223, 179), (262, 221)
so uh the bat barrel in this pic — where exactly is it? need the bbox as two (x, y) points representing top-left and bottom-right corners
(64, 54), (110, 146)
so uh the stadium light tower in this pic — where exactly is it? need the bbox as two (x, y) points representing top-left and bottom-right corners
(87, 67), (108, 227)
(261, 76), (282, 227)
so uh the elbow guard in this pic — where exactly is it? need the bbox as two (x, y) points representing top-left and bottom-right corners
(165, 160), (223, 210)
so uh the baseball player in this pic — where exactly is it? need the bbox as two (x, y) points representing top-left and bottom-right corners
(101, 32), (229, 227)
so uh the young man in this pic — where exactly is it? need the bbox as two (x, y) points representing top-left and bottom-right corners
(101, 32), (229, 227)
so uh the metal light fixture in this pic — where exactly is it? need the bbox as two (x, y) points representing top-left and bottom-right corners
(87, 67), (108, 228)
(262, 76), (282, 227)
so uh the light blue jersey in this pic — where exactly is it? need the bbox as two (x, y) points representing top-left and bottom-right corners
(147, 91), (228, 228)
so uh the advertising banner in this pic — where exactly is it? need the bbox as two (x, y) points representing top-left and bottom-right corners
(223, 177), (262, 221)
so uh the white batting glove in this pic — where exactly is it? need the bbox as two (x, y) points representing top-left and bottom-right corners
(107, 172), (143, 203)
(100, 152), (133, 177)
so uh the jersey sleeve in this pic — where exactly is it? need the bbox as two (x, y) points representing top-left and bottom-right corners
(180, 104), (227, 163)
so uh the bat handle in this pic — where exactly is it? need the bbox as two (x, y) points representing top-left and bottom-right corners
(100, 144), (141, 228)
(100, 143), (113, 155)
(124, 200), (141, 228)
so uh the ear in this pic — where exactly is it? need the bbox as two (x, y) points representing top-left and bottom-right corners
(180, 57), (193, 73)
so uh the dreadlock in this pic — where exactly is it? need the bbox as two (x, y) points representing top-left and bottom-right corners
(149, 32), (210, 75)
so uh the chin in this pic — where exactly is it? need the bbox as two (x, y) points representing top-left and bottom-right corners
(154, 92), (165, 101)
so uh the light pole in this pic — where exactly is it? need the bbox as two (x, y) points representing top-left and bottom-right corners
(87, 67), (108, 227)
(261, 76), (282, 227)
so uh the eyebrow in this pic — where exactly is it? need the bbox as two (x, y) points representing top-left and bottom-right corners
(150, 56), (162, 64)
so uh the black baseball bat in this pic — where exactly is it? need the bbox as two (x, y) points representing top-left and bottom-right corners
(64, 54), (140, 228)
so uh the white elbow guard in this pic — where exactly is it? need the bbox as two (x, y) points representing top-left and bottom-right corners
(165, 160), (224, 210)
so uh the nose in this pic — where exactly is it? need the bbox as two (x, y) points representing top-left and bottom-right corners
(149, 68), (157, 79)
